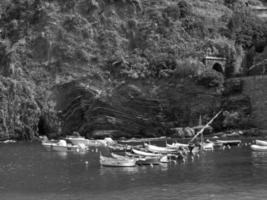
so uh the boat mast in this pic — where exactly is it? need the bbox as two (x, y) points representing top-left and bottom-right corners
(190, 110), (222, 143)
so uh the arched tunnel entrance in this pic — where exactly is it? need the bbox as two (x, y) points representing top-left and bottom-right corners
(212, 63), (224, 73)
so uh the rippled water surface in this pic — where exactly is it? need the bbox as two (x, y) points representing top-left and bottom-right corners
(0, 142), (267, 200)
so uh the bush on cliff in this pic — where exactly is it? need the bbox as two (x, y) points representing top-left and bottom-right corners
(198, 70), (224, 88)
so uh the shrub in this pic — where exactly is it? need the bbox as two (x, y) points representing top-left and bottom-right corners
(177, 0), (192, 18)
(198, 70), (224, 88)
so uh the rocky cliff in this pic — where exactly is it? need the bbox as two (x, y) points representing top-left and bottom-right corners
(0, 0), (267, 140)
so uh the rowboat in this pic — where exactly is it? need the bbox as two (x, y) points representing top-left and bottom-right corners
(144, 144), (177, 153)
(166, 142), (188, 149)
(251, 144), (267, 152)
(66, 136), (89, 146)
(41, 141), (57, 150)
(100, 154), (136, 167)
(132, 148), (160, 157)
(53, 140), (80, 151)
(255, 140), (267, 146)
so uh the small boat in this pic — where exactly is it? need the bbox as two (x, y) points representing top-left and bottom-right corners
(144, 144), (177, 153)
(216, 140), (241, 146)
(51, 140), (80, 152)
(100, 154), (136, 167)
(166, 142), (188, 149)
(132, 148), (161, 157)
(251, 144), (267, 152)
(66, 135), (89, 146)
(42, 141), (57, 150)
(255, 140), (267, 146)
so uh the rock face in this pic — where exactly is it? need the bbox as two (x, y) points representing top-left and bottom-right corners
(53, 77), (221, 138)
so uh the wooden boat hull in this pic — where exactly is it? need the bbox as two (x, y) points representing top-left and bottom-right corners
(132, 148), (160, 157)
(255, 140), (267, 146)
(251, 144), (267, 151)
(166, 143), (188, 149)
(145, 144), (177, 153)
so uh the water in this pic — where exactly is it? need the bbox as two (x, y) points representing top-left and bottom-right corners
(0, 142), (267, 200)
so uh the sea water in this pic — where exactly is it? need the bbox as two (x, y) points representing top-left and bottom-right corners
(0, 141), (267, 200)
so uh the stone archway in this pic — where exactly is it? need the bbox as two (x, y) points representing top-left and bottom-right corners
(212, 63), (223, 73)
(203, 56), (227, 73)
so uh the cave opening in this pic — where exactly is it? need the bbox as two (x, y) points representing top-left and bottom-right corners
(212, 63), (224, 73)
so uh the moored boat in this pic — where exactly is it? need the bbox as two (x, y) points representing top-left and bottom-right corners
(144, 143), (177, 153)
(100, 154), (136, 167)
(66, 135), (89, 146)
(132, 148), (160, 157)
(251, 144), (267, 152)
(51, 140), (80, 152)
(255, 140), (267, 146)
(42, 141), (57, 150)
(166, 142), (188, 149)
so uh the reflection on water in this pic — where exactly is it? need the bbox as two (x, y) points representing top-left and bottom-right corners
(100, 166), (139, 176)
(55, 151), (68, 159)
(251, 151), (267, 167)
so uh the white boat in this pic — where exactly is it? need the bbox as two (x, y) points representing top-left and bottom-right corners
(144, 144), (177, 153)
(50, 140), (80, 152)
(100, 154), (136, 167)
(66, 136), (89, 146)
(42, 141), (57, 150)
(132, 148), (160, 157)
(251, 144), (267, 152)
(255, 140), (267, 146)
(166, 142), (188, 149)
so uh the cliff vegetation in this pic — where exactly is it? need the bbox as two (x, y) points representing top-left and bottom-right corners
(0, 0), (267, 140)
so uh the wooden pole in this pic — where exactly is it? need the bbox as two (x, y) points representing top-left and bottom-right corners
(189, 110), (222, 143)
